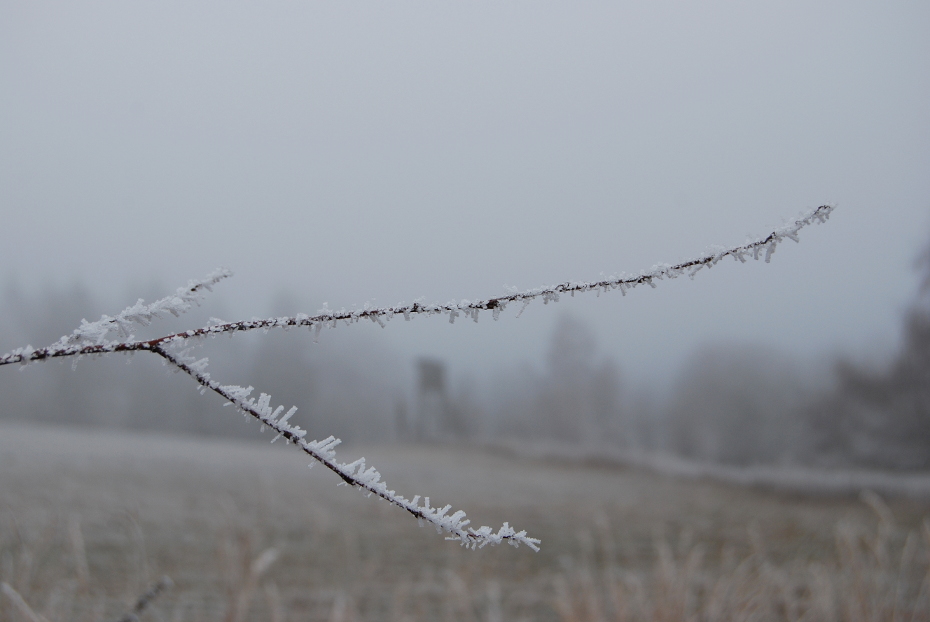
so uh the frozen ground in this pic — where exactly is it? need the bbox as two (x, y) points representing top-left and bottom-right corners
(1, 421), (928, 621)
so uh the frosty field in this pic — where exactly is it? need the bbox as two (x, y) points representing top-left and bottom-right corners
(1, 421), (928, 622)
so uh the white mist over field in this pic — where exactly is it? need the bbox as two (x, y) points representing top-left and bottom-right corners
(2, 2), (929, 391)
(3, 9), (930, 617)
(2, 2), (930, 479)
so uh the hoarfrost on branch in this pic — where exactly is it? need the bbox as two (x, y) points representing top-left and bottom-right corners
(0, 205), (836, 551)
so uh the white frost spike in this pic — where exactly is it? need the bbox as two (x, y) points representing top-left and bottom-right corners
(278, 406), (297, 426)
(256, 393), (272, 418)
(764, 241), (776, 263)
(221, 385), (254, 405)
(58, 268), (232, 346)
(268, 405), (284, 423)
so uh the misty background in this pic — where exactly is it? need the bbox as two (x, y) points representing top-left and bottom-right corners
(2, 2), (929, 471)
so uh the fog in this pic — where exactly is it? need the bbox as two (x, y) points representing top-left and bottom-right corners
(2, 243), (929, 470)
(2, 2), (929, 469)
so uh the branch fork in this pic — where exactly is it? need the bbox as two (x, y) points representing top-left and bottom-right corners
(0, 205), (836, 551)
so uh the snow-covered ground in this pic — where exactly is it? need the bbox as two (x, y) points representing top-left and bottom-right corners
(491, 440), (930, 499)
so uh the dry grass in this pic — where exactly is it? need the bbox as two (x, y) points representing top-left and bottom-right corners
(553, 494), (930, 622)
(1, 422), (928, 621)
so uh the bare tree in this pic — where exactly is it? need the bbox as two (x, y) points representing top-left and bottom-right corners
(493, 313), (626, 446)
(666, 343), (816, 465)
(809, 232), (930, 469)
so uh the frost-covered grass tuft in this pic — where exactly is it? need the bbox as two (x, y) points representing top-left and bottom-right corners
(1, 426), (926, 621)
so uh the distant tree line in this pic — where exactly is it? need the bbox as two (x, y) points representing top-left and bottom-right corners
(805, 240), (930, 470)
(417, 235), (930, 472)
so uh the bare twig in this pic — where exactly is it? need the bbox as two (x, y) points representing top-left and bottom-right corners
(67, 514), (90, 588)
(1, 582), (50, 622)
(230, 547), (279, 622)
(112, 575), (173, 622)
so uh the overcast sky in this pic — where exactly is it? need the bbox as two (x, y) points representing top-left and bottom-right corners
(2, 1), (929, 391)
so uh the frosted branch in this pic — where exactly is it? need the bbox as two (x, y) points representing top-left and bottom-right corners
(0, 205), (834, 367)
(152, 344), (540, 551)
(0, 268), (232, 366)
(0, 205), (837, 552)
